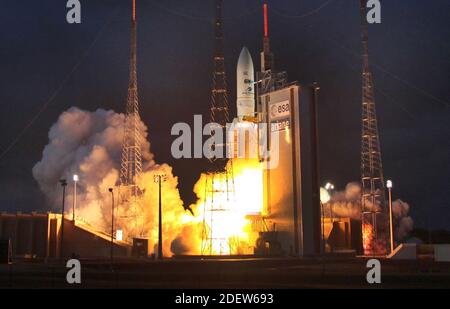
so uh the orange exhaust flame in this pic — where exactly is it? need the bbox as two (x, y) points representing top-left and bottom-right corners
(192, 158), (264, 255)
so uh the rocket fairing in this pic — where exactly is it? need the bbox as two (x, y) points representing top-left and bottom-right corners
(236, 46), (255, 119)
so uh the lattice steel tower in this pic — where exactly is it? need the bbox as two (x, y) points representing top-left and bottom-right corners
(120, 0), (143, 198)
(359, 0), (387, 255)
(210, 0), (230, 153)
(201, 0), (235, 255)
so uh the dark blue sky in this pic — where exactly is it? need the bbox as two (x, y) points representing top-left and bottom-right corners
(0, 0), (449, 230)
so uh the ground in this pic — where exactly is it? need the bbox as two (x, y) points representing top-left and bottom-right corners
(1, 257), (450, 288)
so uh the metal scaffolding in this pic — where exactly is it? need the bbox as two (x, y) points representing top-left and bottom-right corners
(119, 0), (144, 237)
(359, 0), (388, 255)
(201, 0), (236, 255)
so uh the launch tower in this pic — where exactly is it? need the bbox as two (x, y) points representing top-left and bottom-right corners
(201, 0), (236, 255)
(359, 0), (388, 255)
(119, 0), (143, 236)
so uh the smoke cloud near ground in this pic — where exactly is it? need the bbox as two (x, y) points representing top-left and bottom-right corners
(32, 107), (200, 256)
(32, 107), (415, 255)
(321, 182), (414, 241)
(392, 199), (414, 240)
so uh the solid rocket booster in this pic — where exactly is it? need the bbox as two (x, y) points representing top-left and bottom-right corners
(236, 46), (255, 119)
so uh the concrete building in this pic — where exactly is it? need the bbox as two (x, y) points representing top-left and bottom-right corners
(0, 212), (130, 259)
(255, 82), (322, 257)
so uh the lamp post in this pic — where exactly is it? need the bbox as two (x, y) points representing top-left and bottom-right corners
(59, 179), (67, 259)
(387, 180), (394, 254)
(324, 182), (335, 253)
(320, 188), (331, 255)
(324, 182), (335, 221)
(108, 188), (114, 263)
(154, 174), (167, 260)
(72, 174), (79, 221)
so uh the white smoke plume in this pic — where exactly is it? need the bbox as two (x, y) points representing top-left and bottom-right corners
(392, 199), (414, 240)
(32, 107), (200, 256)
(322, 182), (414, 241)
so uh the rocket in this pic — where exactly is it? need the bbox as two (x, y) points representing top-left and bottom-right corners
(236, 46), (255, 119)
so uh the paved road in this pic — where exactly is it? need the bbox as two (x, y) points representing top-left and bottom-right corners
(1, 257), (449, 288)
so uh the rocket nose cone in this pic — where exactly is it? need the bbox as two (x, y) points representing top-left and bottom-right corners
(238, 46), (253, 67)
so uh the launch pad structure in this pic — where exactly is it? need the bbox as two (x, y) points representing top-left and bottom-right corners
(118, 0), (145, 240)
(201, 0), (236, 256)
(200, 0), (293, 257)
(199, 1), (324, 257)
(359, 0), (389, 256)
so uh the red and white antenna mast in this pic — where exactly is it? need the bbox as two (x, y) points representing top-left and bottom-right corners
(263, 3), (269, 38)
(260, 3), (274, 72)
